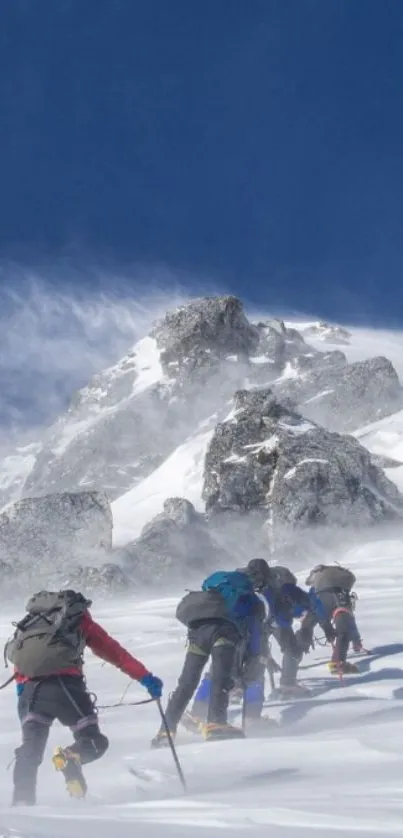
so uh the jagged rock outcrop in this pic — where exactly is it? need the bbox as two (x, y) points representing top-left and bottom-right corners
(0, 490), (112, 584)
(272, 355), (403, 432)
(203, 388), (403, 549)
(121, 497), (229, 584)
(152, 296), (260, 376)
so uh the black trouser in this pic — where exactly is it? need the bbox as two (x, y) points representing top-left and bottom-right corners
(296, 590), (357, 664)
(273, 625), (304, 687)
(13, 675), (108, 804)
(163, 621), (240, 732)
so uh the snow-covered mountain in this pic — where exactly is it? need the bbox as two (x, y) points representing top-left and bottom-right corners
(2, 295), (403, 592)
(2, 298), (403, 836)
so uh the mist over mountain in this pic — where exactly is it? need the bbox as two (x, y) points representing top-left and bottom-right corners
(2, 285), (403, 599)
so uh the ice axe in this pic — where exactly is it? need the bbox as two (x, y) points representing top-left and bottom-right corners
(157, 699), (187, 792)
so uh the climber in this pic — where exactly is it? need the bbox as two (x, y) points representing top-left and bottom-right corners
(186, 558), (330, 721)
(151, 569), (261, 746)
(296, 563), (363, 675)
(6, 589), (163, 806)
(238, 559), (332, 701)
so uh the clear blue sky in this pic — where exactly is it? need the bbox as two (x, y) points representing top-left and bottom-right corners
(1, 0), (403, 322)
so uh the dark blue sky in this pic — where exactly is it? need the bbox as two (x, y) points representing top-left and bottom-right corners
(1, 0), (403, 322)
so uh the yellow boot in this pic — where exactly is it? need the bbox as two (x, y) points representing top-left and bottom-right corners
(52, 746), (87, 799)
(328, 660), (359, 675)
(201, 722), (245, 741)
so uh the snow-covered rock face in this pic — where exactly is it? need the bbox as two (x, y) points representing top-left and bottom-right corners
(0, 490), (112, 594)
(297, 320), (352, 345)
(203, 388), (403, 550)
(120, 497), (229, 585)
(272, 354), (403, 432)
(152, 295), (260, 376)
(21, 337), (170, 501)
(4, 297), (401, 512)
(1, 294), (403, 591)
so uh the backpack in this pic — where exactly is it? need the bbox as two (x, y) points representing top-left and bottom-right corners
(201, 571), (255, 618)
(305, 565), (356, 593)
(4, 590), (91, 678)
(176, 590), (229, 628)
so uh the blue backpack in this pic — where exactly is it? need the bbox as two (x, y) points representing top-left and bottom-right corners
(202, 571), (256, 619)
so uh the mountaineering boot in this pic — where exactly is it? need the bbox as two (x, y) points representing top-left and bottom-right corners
(150, 730), (175, 749)
(52, 746), (87, 799)
(328, 660), (359, 675)
(201, 722), (245, 742)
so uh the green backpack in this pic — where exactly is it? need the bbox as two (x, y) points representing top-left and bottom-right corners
(4, 590), (91, 678)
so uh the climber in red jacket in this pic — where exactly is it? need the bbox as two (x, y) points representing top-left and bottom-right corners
(8, 590), (163, 806)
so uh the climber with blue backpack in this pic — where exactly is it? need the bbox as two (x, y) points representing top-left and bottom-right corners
(151, 569), (261, 746)
(185, 558), (334, 722)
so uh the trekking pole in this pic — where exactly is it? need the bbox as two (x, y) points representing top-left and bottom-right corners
(156, 699), (187, 793)
(241, 680), (247, 733)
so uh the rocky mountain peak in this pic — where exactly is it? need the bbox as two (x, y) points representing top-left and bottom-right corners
(152, 296), (260, 376)
(1, 295), (403, 594)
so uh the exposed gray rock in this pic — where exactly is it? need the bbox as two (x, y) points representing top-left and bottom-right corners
(272, 355), (403, 432)
(152, 296), (260, 375)
(0, 490), (112, 584)
(203, 388), (403, 550)
(121, 497), (230, 584)
(62, 562), (132, 597)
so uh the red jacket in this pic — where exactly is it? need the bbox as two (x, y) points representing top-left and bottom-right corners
(15, 611), (149, 684)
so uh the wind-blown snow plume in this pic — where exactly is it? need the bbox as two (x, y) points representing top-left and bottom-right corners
(0, 270), (194, 441)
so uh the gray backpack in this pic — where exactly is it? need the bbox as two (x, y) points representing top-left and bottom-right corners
(5, 590), (91, 678)
(305, 565), (356, 593)
(176, 590), (229, 628)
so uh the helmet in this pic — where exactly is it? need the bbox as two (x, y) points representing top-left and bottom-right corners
(245, 558), (271, 590)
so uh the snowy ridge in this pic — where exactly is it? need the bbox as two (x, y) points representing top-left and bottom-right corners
(48, 336), (165, 457)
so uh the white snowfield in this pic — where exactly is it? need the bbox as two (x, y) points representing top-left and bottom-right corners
(1, 537), (403, 837)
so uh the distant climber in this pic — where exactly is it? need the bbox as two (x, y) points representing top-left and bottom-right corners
(296, 564), (363, 675)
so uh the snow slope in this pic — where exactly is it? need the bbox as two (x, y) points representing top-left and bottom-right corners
(112, 427), (213, 545)
(1, 536), (403, 837)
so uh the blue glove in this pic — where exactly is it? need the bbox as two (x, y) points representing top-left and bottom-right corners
(140, 672), (163, 699)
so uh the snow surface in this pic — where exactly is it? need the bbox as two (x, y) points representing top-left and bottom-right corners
(0, 443), (42, 508)
(112, 428), (213, 545)
(131, 336), (164, 397)
(2, 538), (403, 836)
